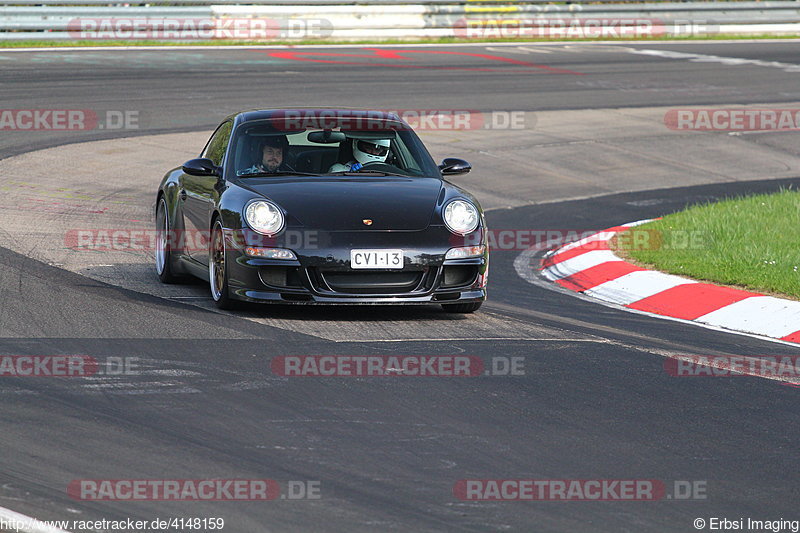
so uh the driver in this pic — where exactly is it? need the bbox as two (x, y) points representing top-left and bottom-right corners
(329, 138), (391, 172)
(238, 135), (293, 175)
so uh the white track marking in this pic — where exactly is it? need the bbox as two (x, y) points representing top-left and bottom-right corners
(621, 219), (655, 228)
(630, 48), (800, 73)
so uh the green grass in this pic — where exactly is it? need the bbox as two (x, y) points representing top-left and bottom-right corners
(614, 189), (800, 299)
(1, 33), (799, 48)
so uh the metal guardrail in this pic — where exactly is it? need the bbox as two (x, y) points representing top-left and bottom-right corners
(1, 0), (799, 40)
(1, 0), (799, 4)
(2, 0), (800, 5)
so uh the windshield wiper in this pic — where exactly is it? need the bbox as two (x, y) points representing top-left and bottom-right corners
(237, 171), (322, 178)
(330, 170), (414, 178)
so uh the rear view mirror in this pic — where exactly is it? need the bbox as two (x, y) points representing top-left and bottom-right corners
(182, 158), (219, 176)
(439, 158), (471, 176)
(307, 130), (347, 144)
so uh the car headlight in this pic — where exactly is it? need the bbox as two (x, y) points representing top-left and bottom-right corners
(244, 200), (284, 235)
(443, 199), (479, 235)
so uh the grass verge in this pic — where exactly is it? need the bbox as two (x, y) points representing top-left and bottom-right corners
(612, 188), (800, 300)
(1, 33), (800, 48)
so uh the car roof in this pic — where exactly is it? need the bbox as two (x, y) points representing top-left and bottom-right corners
(232, 108), (407, 126)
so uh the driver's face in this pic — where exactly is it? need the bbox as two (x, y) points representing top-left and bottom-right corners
(262, 145), (283, 171)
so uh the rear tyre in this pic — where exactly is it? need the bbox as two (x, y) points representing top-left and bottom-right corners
(209, 220), (238, 310)
(441, 301), (482, 313)
(155, 197), (182, 284)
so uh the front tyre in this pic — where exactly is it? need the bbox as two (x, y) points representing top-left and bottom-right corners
(209, 220), (237, 310)
(441, 301), (482, 314)
(155, 197), (182, 284)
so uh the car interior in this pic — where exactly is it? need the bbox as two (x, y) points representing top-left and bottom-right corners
(233, 127), (411, 176)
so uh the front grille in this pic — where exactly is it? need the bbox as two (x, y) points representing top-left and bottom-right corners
(319, 270), (424, 294)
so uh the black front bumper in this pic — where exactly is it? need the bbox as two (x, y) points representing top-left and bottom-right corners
(223, 226), (488, 305)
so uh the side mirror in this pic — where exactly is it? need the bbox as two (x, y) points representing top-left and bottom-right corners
(439, 158), (471, 176)
(182, 158), (219, 177)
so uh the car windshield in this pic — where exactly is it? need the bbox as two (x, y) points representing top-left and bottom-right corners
(227, 115), (441, 179)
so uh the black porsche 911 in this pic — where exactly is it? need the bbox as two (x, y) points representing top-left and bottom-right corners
(154, 109), (488, 312)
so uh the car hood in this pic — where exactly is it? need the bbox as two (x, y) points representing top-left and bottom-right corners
(237, 176), (443, 231)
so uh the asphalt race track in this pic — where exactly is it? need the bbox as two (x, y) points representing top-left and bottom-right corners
(1, 42), (800, 532)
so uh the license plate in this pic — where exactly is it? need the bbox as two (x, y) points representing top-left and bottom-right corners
(350, 249), (404, 269)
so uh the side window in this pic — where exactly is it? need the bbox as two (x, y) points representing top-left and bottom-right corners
(202, 121), (233, 167)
